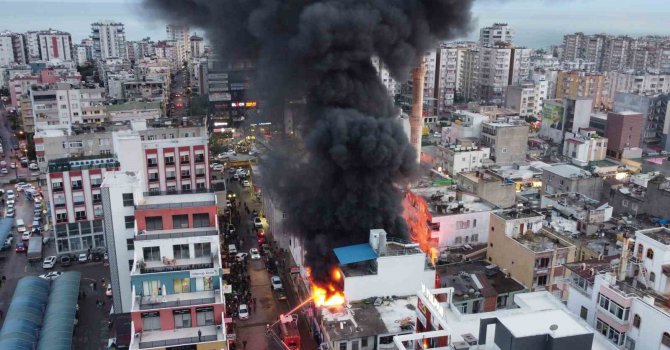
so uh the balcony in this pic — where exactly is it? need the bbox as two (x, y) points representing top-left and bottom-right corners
(133, 324), (225, 350)
(180, 158), (190, 165)
(195, 172), (206, 178)
(93, 197), (102, 204)
(71, 184), (83, 191)
(194, 156), (205, 163)
(165, 160), (175, 166)
(54, 202), (66, 208)
(133, 288), (222, 312)
(91, 182), (102, 188)
(134, 226), (218, 241)
(52, 186), (64, 192)
(166, 176), (176, 180)
(73, 200), (85, 206)
(148, 177), (159, 183)
(147, 161), (158, 168)
(133, 256), (219, 275)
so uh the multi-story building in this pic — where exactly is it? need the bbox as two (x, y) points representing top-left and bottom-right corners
(134, 57), (171, 97)
(456, 170), (517, 209)
(540, 97), (593, 144)
(0, 31), (27, 66)
(613, 92), (670, 150)
(101, 172), (226, 350)
(504, 79), (548, 117)
(443, 110), (489, 144)
(601, 36), (635, 72)
(29, 82), (106, 132)
(565, 227), (670, 350)
(190, 35), (205, 59)
(166, 24), (191, 64)
(603, 174), (670, 218)
(126, 38), (155, 63)
(607, 71), (670, 103)
(460, 47), (480, 102)
(8, 67), (80, 108)
(480, 117), (529, 164)
(487, 209), (576, 296)
(556, 71), (610, 111)
(478, 44), (532, 104)
(154, 41), (179, 72)
(604, 111), (644, 159)
(479, 23), (514, 48)
(541, 163), (603, 200)
(25, 29), (73, 62)
(122, 80), (167, 107)
(562, 128), (608, 166)
(403, 186), (498, 258)
(442, 142), (490, 175)
(91, 21), (127, 59)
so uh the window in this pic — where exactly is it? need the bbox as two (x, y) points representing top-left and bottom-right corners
(361, 337), (368, 347)
(454, 236), (463, 245)
(142, 312), (161, 331)
(142, 280), (160, 296)
(339, 343), (347, 350)
(598, 293), (630, 321)
(92, 192), (102, 202)
(196, 181), (206, 189)
(470, 234), (479, 242)
(56, 212), (67, 223)
(75, 210), (86, 220)
(596, 318), (626, 346)
(536, 257), (550, 268)
(173, 309), (192, 328)
(165, 156), (175, 165)
(166, 169), (176, 179)
(473, 219), (477, 227)
(143, 246), (160, 261)
(195, 277), (213, 291)
(181, 183), (191, 190)
(580, 306), (588, 320)
(172, 214), (189, 229)
(497, 295), (508, 308)
(536, 275), (548, 286)
(180, 154), (190, 163)
(145, 216), (163, 231)
(662, 332), (670, 347)
(649, 272), (656, 282)
(193, 213), (210, 228)
(125, 215), (135, 229)
(633, 314), (640, 328)
(352, 341), (359, 350)
(122, 193), (134, 206)
(71, 180), (82, 189)
(126, 238), (134, 251)
(173, 278), (190, 293)
(647, 248), (654, 260)
(196, 307), (214, 326)
(194, 243), (211, 258)
(173, 244), (190, 259)
(181, 169), (190, 177)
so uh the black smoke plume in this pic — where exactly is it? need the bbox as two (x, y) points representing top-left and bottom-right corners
(144, 0), (473, 287)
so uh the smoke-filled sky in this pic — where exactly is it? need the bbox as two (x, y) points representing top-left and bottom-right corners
(0, 0), (669, 48)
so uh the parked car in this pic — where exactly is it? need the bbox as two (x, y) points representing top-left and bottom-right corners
(249, 248), (261, 260)
(78, 253), (88, 263)
(276, 290), (287, 301)
(28, 163), (39, 171)
(106, 285), (113, 297)
(0, 168), (8, 174)
(42, 256), (57, 269)
(39, 271), (62, 281)
(235, 252), (248, 262)
(9, 162), (15, 169)
(238, 304), (249, 320)
(21, 231), (31, 241)
(59, 255), (72, 267)
(6, 190), (14, 201)
(271, 276), (283, 290)
(15, 242), (26, 252)
(242, 180), (250, 187)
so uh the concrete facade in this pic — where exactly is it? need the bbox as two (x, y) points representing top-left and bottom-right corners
(541, 164), (603, 200)
(604, 111), (644, 158)
(457, 170), (517, 209)
(480, 119), (529, 164)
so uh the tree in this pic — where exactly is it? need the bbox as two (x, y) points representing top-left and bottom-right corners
(189, 95), (209, 116)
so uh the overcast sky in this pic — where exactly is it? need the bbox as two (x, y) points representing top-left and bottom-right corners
(0, 0), (669, 48)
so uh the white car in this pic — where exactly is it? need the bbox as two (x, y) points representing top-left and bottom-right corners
(78, 253), (88, 263)
(0, 168), (7, 174)
(21, 231), (31, 241)
(238, 304), (249, 320)
(28, 163), (39, 171)
(235, 252), (248, 262)
(0, 161), (6, 167)
(42, 256), (57, 269)
(253, 217), (263, 229)
(39, 271), (62, 281)
(249, 248), (261, 260)
(242, 180), (250, 187)
(212, 164), (224, 171)
(6, 190), (14, 201)
(106, 285), (113, 297)
(271, 276), (283, 290)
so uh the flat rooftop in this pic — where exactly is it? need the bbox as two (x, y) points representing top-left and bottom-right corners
(410, 187), (496, 216)
(543, 163), (593, 179)
(321, 303), (388, 342)
(500, 309), (591, 338)
(459, 170), (506, 184)
(438, 261), (526, 302)
(638, 227), (670, 245)
(543, 192), (603, 210)
(514, 231), (573, 252)
(495, 208), (544, 221)
(489, 161), (548, 180)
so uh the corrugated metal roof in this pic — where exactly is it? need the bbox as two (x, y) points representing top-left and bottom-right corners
(37, 271), (81, 350)
(0, 277), (50, 349)
(0, 218), (14, 245)
(333, 243), (377, 265)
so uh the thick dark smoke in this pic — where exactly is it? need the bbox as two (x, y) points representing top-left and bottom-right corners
(144, 0), (473, 287)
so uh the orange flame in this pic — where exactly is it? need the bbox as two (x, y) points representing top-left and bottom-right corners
(308, 267), (346, 308)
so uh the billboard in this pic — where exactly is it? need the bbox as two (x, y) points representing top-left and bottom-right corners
(542, 103), (564, 130)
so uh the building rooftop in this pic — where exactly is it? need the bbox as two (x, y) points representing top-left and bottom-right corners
(543, 163), (593, 179)
(321, 303), (388, 342)
(489, 161), (549, 180)
(437, 261), (526, 303)
(542, 192), (603, 211)
(501, 309), (591, 338)
(48, 154), (119, 173)
(107, 101), (162, 112)
(495, 208), (544, 221)
(410, 187), (497, 216)
(637, 227), (670, 245)
(459, 170), (506, 184)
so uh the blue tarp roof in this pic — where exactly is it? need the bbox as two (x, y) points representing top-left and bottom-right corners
(0, 218), (14, 244)
(0, 277), (50, 350)
(333, 243), (377, 265)
(37, 271), (80, 350)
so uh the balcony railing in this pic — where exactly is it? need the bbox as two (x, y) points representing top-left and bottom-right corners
(165, 160), (175, 166)
(139, 333), (218, 349)
(195, 156), (205, 163)
(141, 188), (216, 197)
(147, 162), (158, 168)
(71, 184), (83, 190)
(139, 261), (214, 274)
(91, 182), (102, 188)
(52, 186), (64, 192)
(148, 177), (159, 183)
(134, 227), (218, 241)
(54, 202), (66, 208)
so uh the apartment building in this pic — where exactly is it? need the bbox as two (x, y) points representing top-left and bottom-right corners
(479, 23), (514, 48)
(8, 67), (81, 108)
(541, 163), (603, 200)
(456, 170), (517, 209)
(442, 142), (490, 175)
(504, 79), (548, 117)
(566, 227), (670, 350)
(607, 71), (670, 103)
(0, 31), (27, 66)
(556, 71), (610, 111)
(91, 21), (127, 60)
(480, 118), (529, 164)
(478, 44), (532, 104)
(166, 24), (191, 65)
(562, 128), (608, 166)
(30, 82), (106, 132)
(154, 41), (179, 73)
(613, 92), (670, 150)
(190, 35), (205, 59)
(25, 29), (73, 62)
(540, 97), (593, 144)
(604, 111), (644, 159)
(444, 110), (489, 144)
(101, 172), (226, 350)
(487, 209), (576, 296)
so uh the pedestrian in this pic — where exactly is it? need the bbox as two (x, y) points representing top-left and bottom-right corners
(82, 291), (86, 299)
(198, 329), (202, 342)
(243, 340), (247, 349)
(93, 282), (97, 290)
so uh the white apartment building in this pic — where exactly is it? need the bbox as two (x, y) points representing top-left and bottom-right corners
(504, 79), (549, 117)
(607, 70), (670, 102)
(91, 21), (127, 59)
(443, 144), (491, 175)
(566, 227), (670, 350)
(371, 56), (398, 97)
(153, 41), (179, 72)
(0, 35), (14, 66)
(190, 35), (205, 59)
(479, 23), (514, 48)
(562, 129), (608, 166)
(444, 110), (489, 144)
(25, 29), (73, 62)
(0, 31), (27, 65)
(478, 45), (532, 104)
(30, 82), (106, 132)
(166, 24), (191, 64)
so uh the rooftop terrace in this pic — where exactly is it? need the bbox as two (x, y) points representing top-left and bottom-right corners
(410, 187), (496, 216)
(514, 231), (573, 252)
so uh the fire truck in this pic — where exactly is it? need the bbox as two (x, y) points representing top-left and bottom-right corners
(278, 314), (300, 350)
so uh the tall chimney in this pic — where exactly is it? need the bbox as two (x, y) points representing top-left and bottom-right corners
(410, 60), (426, 164)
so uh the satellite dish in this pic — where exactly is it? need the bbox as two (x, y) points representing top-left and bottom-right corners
(549, 324), (559, 331)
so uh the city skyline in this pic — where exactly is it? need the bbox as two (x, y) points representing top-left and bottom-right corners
(0, 0), (669, 48)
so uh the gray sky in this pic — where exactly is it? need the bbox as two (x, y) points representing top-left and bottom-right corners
(0, 0), (669, 48)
